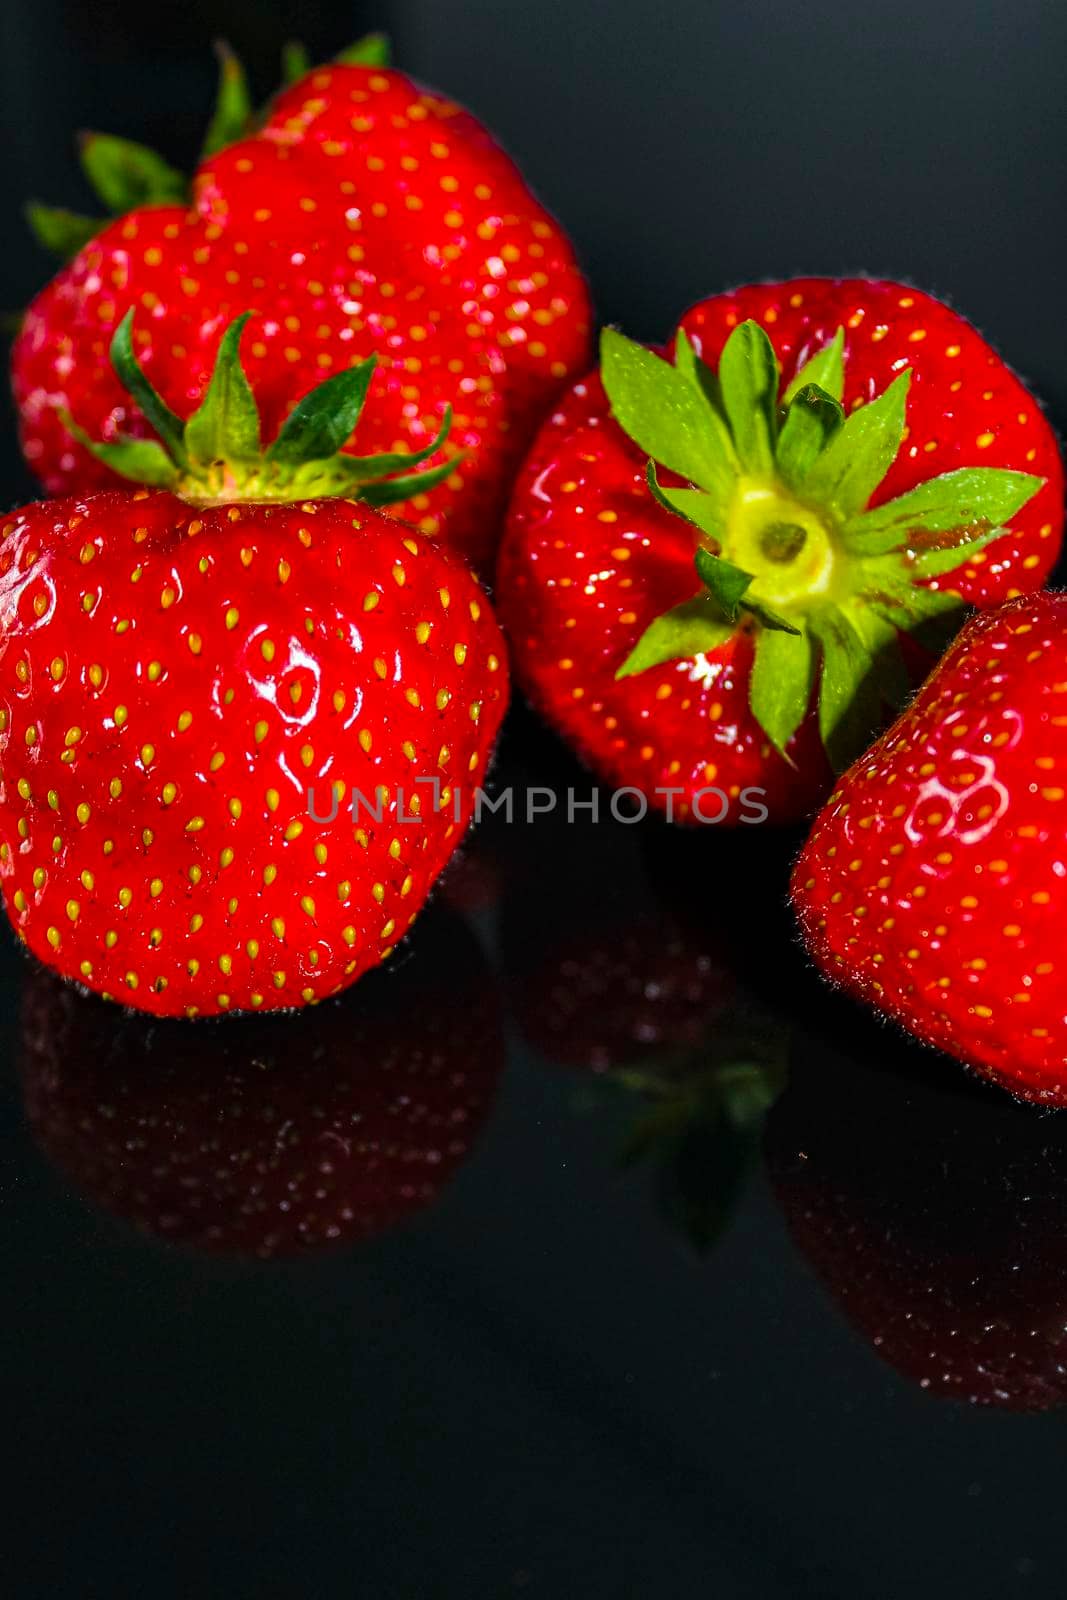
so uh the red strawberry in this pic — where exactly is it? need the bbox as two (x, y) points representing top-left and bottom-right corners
(792, 589), (1067, 1106)
(497, 278), (1062, 824)
(766, 1036), (1067, 1411)
(0, 317), (509, 1018)
(14, 48), (591, 569)
(20, 903), (504, 1259)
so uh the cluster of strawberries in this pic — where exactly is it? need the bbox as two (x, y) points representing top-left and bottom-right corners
(4, 39), (1066, 1107)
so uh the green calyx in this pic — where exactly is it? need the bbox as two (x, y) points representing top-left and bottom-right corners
(605, 321), (1043, 770)
(64, 309), (456, 509)
(26, 34), (392, 262)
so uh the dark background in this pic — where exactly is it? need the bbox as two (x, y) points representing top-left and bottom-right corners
(4, 2), (1067, 1597)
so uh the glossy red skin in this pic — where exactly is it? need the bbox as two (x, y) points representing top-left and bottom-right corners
(497, 278), (1064, 825)
(793, 591), (1067, 1104)
(20, 909), (504, 1258)
(12, 63), (591, 570)
(0, 489), (508, 1017)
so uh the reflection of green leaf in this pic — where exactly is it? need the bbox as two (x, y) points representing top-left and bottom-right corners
(587, 1012), (790, 1256)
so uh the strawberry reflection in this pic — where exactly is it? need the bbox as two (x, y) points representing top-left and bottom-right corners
(766, 1021), (1067, 1411)
(502, 811), (788, 1251)
(20, 905), (503, 1259)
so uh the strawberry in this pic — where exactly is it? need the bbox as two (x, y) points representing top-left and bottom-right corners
(20, 903), (504, 1259)
(766, 1035), (1067, 1410)
(0, 316), (509, 1018)
(792, 589), (1067, 1106)
(14, 44), (591, 569)
(497, 278), (1062, 824)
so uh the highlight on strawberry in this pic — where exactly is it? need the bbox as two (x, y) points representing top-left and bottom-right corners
(498, 278), (1064, 825)
(0, 314), (509, 1019)
(15, 35), (591, 568)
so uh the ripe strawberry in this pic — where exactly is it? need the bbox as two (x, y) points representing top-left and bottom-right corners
(497, 278), (1062, 823)
(14, 46), (591, 569)
(792, 589), (1067, 1105)
(766, 1035), (1067, 1410)
(0, 317), (509, 1018)
(20, 903), (504, 1259)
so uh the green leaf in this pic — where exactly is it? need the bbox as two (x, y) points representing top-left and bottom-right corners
(267, 356), (378, 465)
(282, 40), (312, 85)
(336, 33), (392, 67)
(693, 546), (755, 619)
(801, 371), (911, 522)
(672, 330), (739, 479)
(646, 460), (724, 543)
(356, 454), (459, 507)
(25, 202), (101, 261)
(841, 466), (1044, 556)
(201, 42), (253, 161)
(184, 314), (262, 466)
(717, 320), (779, 477)
(775, 383), (844, 489)
(616, 594), (733, 678)
(79, 133), (186, 213)
(749, 626), (815, 758)
(783, 327), (845, 406)
(61, 413), (178, 489)
(109, 311), (189, 467)
(693, 546), (800, 637)
(335, 407), (453, 482)
(807, 601), (883, 772)
(853, 554), (974, 626)
(844, 600), (911, 711)
(600, 328), (736, 504)
(911, 527), (1004, 578)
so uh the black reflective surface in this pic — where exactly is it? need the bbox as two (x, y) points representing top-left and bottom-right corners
(6, 1), (1067, 1595)
(4, 718), (1067, 1599)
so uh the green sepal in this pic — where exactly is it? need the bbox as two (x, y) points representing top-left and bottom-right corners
(749, 627), (815, 761)
(693, 546), (757, 620)
(800, 371), (911, 521)
(672, 331), (739, 485)
(61, 411), (179, 489)
(282, 41), (312, 85)
(717, 320), (779, 477)
(844, 600), (911, 712)
(332, 407), (454, 483)
(25, 202), (102, 261)
(266, 356), (378, 467)
(357, 453), (460, 507)
(183, 313), (261, 465)
(775, 383), (844, 489)
(783, 327), (845, 406)
(615, 595), (733, 679)
(807, 602), (883, 773)
(336, 33), (392, 67)
(109, 310), (189, 467)
(841, 466), (1044, 556)
(65, 311), (454, 510)
(646, 460), (724, 543)
(911, 527), (1003, 578)
(600, 327), (736, 504)
(201, 42), (253, 161)
(694, 547), (800, 635)
(78, 132), (186, 212)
